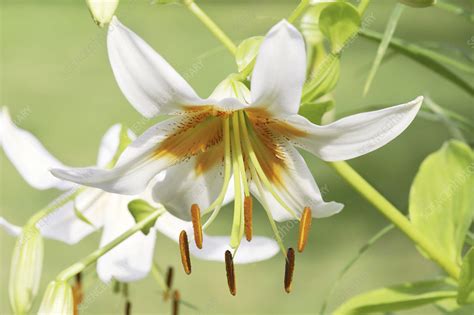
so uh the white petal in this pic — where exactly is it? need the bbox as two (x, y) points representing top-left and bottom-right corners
(37, 188), (107, 245)
(97, 195), (156, 283)
(0, 217), (22, 236)
(0, 108), (73, 190)
(250, 20), (306, 116)
(108, 17), (204, 117)
(96, 124), (136, 168)
(284, 97), (423, 161)
(250, 142), (343, 222)
(152, 153), (226, 220)
(51, 116), (188, 195)
(154, 213), (279, 264)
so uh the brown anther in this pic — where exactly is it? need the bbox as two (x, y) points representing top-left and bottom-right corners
(284, 248), (295, 294)
(163, 266), (174, 301)
(72, 272), (83, 315)
(179, 230), (192, 275)
(244, 195), (253, 241)
(125, 300), (131, 315)
(191, 204), (203, 249)
(297, 207), (312, 252)
(172, 290), (180, 315)
(225, 250), (236, 296)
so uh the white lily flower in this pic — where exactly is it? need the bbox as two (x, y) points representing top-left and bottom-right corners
(51, 17), (422, 255)
(0, 113), (279, 285)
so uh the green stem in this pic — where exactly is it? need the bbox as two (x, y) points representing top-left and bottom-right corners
(183, 0), (237, 55)
(357, 0), (372, 15)
(288, 0), (310, 23)
(328, 161), (461, 280)
(56, 208), (164, 281)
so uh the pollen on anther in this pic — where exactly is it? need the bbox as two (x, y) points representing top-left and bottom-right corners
(284, 248), (295, 294)
(163, 266), (174, 301)
(225, 250), (236, 296)
(297, 207), (312, 253)
(179, 231), (192, 275)
(191, 204), (203, 249)
(244, 196), (253, 241)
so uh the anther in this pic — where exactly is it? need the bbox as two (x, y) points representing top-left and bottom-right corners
(172, 290), (180, 315)
(297, 207), (312, 252)
(191, 204), (203, 249)
(244, 196), (253, 241)
(125, 300), (131, 315)
(225, 250), (236, 296)
(164, 266), (174, 301)
(284, 248), (295, 294)
(73, 272), (83, 315)
(179, 231), (192, 275)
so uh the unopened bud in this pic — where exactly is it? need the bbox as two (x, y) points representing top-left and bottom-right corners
(9, 226), (43, 314)
(38, 281), (74, 315)
(86, 0), (120, 27)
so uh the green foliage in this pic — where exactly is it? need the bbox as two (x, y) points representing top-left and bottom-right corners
(298, 100), (334, 125)
(107, 124), (133, 169)
(319, 2), (360, 53)
(300, 3), (334, 45)
(458, 248), (474, 304)
(301, 53), (340, 103)
(409, 141), (474, 266)
(333, 279), (457, 315)
(235, 36), (263, 75)
(399, 0), (437, 8)
(127, 199), (158, 235)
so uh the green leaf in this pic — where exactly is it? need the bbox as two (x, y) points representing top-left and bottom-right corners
(301, 53), (340, 103)
(436, 298), (474, 314)
(409, 140), (474, 266)
(235, 36), (263, 74)
(364, 4), (404, 95)
(399, 0), (436, 8)
(333, 279), (457, 315)
(298, 100), (334, 125)
(128, 199), (158, 235)
(319, 2), (361, 53)
(359, 29), (474, 96)
(458, 248), (474, 304)
(300, 3), (335, 45)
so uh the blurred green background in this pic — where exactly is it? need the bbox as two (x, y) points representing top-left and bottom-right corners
(1, 0), (472, 314)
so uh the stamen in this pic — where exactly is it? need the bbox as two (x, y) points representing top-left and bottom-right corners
(172, 290), (180, 315)
(244, 196), (253, 241)
(190, 204), (203, 249)
(179, 231), (192, 275)
(225, 250), (236, 296)
(125, 301), (131, 315)
(163, 266), (174, 301)
(284, 248), (295, 294)
(298, 207), (312, 252)
(73, 273), (83, 315)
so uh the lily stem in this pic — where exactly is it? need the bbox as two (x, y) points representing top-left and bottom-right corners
(56, 208), (164, 281)
(183, 0), (237, 55)
(288, 0), (310, 23)
(328, 161), (461, 280)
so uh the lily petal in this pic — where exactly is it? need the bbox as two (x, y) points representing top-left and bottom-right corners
(0, 217), (22, 236)
(250, 20), (306, 116)
(37, 188), (107, 245)
(250, 141), (343, 222)
(155, 213), (279, 264)
(108, 17), (204, 117)
(283, 97), (423, 161)
(97, 195), (156, 283)
(0, 108), (73, 190)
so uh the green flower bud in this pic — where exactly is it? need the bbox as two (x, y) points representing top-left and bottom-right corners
(399, 0), (436, 8)
(86, 0), (120, 27)
(38, 281), (74, 315)
(9, 226), (43, 314)
(300, 1), (336, 45)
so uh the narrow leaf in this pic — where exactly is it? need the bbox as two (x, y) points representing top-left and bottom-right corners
(409, 140), (474, 266)
(333, 279), (457, 315)
(364, 4), (404, 95)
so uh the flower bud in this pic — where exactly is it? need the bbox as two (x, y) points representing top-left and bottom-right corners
(86, 0), (120, 27)
(38, 281), (74, 315)
(9, 226), (43, 314)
